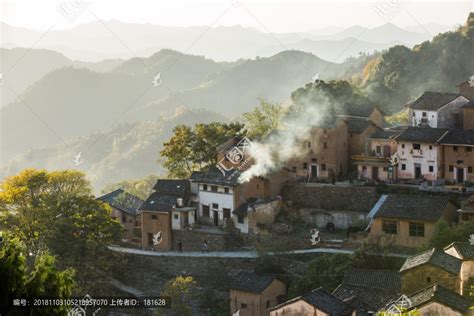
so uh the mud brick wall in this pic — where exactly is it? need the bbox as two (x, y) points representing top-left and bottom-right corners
(172, 230), (228, 251)
(282, 184), (378, 213)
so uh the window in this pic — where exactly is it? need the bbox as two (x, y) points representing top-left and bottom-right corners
(211, 186), (218, 192)
(422, 112), (427, 117)
(383, 167), (388, 172)
(413, 143), (421, 150)
(237, 214), (244, 224)
(122, 213), (126, 223)
(203, 184), (208, 191)
(469, 166), (473, 173)
(307, 141), (311, 148)
(429, 145), (433, 150)
(402, 144), (405, 149)
(321, 164), (327, 171)
(376, 146), (381, 154)
(311, 158), (317, 163)
(429, 166), (434, 172)
(266, 300), (271, 309)
(362, 166), (367, 171)
(151, 215), (158, 220)
(212, 203), (219, 209)
(240, 303), (247, 309)
(449, 165), (454, 172)
(409, 222), (425, 237)
(382, 220), (397, 235)
(467, 147), (473, 152)
(202, 205), (210, 217)
(303, 163), (308, 169)
(291, 166), (297, 172)
(323, 142), (328, 149)
(224, 187), (230, 194)
(223, 208), (231, 219)
(148, 233), (154, 246)
(401, 164), (406, 171)
(426, 277), (431, 283)
(453, 146), (458, 152)
(174, 214), (179, 219)
(412, 112), (415, 117)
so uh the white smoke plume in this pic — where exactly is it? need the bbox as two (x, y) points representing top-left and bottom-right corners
(238, 95), (331, 183)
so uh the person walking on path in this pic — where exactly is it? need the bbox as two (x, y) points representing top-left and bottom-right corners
(202, 240), (209, 253)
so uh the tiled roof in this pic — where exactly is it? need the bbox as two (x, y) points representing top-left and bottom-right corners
(190, 167), (242, 187)
(96, 189), (144, 216)
(374, 194), (451, 221)
(408, 91), (461, 110)
(302, 288), (354, 316)
(343, 117), (376, 133)
(444, 242), (474, 260)
(407, 284), (471, 313)
(139, 179), (189, 212)
(342, 105), (379, 118)
(395, 127), (448, 143)
(230, 272), (283, 293)
(400, 248), (462, 275)
(462, 100), (474, 108)
(333, 269), (401, 311)
(370, 129), (402, 139)
(440, 130), (474, 145)
(232, 197), (258, 216)
(153, 179), (189, 196)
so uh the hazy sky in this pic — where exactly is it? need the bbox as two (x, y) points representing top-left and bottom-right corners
(1, 0), (472, 32)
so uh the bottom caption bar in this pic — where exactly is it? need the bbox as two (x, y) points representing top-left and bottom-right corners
(12, 297), (171, 309)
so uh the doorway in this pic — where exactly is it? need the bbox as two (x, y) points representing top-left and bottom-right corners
(372, 167), (379, 180)
(414, 163), (422, 179)
(311, 165), (317, 178)
(457, 168), (465, 184)
(213, 211), (219, 226)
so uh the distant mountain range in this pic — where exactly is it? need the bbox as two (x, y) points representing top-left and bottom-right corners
(0, 21), (450, 62)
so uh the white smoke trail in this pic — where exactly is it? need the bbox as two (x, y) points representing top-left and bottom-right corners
(239, 95), (331, 183)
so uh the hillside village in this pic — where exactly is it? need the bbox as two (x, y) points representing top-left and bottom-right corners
(96, 81), (474, 315)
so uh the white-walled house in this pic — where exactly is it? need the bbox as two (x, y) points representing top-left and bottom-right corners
(394, 127), (449, 180)
(407, 92), (469, 129)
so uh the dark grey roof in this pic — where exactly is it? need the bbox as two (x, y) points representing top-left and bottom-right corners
(407, 284), (471, 313)
(370, 129), (401, 139)
(400, 248), (462, 275)
(374, 194), (451, 221)
(139, 179), (189, 212)
(96, 189), (144, 216)
(440, 130), (474, 145)
(342, 105), (379, 118)
(395, 127), (448, 143)
(153, 179), (189, 196)
(343, 117), (376, 133)
(462, 100), (474, 108)
(444, 242), (474, 260)
(232, 197), (259, 216)
(190, 167), (242, 187)
(302, 288), (353, 316)
(230, 272), (283, 293)
(333, 269), (401, 312)
(408, 92), (461, 110)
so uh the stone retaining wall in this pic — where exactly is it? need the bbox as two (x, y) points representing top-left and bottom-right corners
(172, 229), (251, 251)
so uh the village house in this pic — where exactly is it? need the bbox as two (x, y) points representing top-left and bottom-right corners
(444, 242), (474, 296)
(458, 80), (474, 101)
(458, 196), (474, 222)
(394, 127), (449, 181)
(96, 189), (144, 243)
(369, 194), (458, 247)
(288, 107), (382, 181)
(269, 287), (355, 316)
(440, 129), (474, 184)
(352, 129), (402, 181)
(407, 91), (469, 129)
(393, 284), (472, 316)
(139, 179), (194, 251)
(462, 100), (474, 131)
(191, 167), (289, 233)
(332, 268), (401, 315)
(399, 248), (462, 294)
(230, 272), (287, 316)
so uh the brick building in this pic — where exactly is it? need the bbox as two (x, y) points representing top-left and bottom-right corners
(440, 130), (474, 183)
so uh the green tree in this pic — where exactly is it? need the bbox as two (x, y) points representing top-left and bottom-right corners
(0, 169), (122, 293)
(0, 234), (74, 315)
(429, 219), (474, 249)
(242, 99), (284, 139)
(157, 276), (197, 316)
(160, 122), (245, 178)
